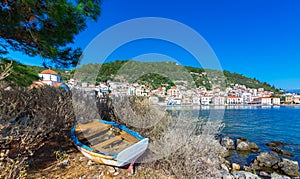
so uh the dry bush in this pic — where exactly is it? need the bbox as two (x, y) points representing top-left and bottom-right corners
(0, 60), (13, 81)
(0, 87), (224, 178)
(110, 96), (169, 139)
(109, 95), (224, 178)
(0, 87), (76, 178)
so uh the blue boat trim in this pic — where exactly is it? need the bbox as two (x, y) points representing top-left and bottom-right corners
(70, 119), (145, 158)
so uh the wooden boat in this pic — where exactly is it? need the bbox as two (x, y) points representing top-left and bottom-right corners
(71, 119), (149, 168)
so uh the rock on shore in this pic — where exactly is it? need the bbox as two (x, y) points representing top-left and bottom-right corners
(236, 138), (259, 152)
(221, 137), (235, 150)
(250, 152), (300, 177)
(266, 141), (294, 158)
(218, 137), (300, 178)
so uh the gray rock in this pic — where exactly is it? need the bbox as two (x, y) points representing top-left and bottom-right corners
(259, 171), (270, 177)
(278, 158), (300, 177)
(255, 152), (281, 168)
(219, 146), (231, 158)
(236, 138), (248, 146)
(236, 141), (250, 151)
(220, 170), (233, 179)
(271, 147), (294, 157)
(248, 142), (259, 151)
(232, 171), (260, 179)
(221, 137), (235, 150)
(271, 172), (291, 179)
(267, 141), (286, 148)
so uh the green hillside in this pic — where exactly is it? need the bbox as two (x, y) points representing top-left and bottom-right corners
(75, 60), (281, 93)
(0, 59), (281, 93)
(0, 59), (70, 87)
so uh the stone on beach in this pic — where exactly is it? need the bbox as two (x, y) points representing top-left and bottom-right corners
(232, 163), (240, 171)
(278, 158), (300, 177)
(221, 137), (235, 150)
(250, 152), (300, 177)
(266, 141), (294, 158)
(236, 138), (259, 152)
(266, 141), (286, 148)
(232, 171), (260, 179)
(271, 147), (294, 158)
(248, 142), (259, 152)
(252, 152), (280, 168)
(270, 172), (291, 179)
(236, 141), (250, 151)
(220, 170), (233, 179)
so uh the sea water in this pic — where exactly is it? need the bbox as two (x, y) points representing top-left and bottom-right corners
(198, 106), (300, 165)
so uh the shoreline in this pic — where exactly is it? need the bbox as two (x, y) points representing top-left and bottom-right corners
(156, 103), (300, 108)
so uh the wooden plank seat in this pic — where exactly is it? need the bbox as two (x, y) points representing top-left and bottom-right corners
(93, 136), (122, 149)
(119, 131), (140, 143)
(77, 128), (110, 141)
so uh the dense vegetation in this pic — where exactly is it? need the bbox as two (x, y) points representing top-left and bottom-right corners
(0, 58), (71, 87)
(223, 70), (280, 93)
(75, 60), (281, 92)
(0, 0), (101, 68)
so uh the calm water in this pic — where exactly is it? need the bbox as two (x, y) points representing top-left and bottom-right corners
(198, 106), (300, 165)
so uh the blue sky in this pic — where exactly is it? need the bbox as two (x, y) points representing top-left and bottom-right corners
(6, 0), (300, 89)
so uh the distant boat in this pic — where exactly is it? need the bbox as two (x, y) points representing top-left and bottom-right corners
(71, 119), (148, 171)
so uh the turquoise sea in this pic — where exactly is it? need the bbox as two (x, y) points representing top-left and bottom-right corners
(198, 106), (300, 165)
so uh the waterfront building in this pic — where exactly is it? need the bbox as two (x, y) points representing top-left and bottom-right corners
(241, 92), (252, 104)
(294, 95), (300, 104)
(272, 98), (281, 105)
(285, 94), (293, 104)
(212, 96), (225, 105)
(253, 97), (272, 105)
(226, 96), (243, 105)
(200, 96), (212, 105)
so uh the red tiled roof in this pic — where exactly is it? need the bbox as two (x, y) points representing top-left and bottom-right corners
(39, 69), (58, 75)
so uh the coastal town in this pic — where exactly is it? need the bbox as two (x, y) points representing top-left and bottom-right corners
(34, 69), (300, 106)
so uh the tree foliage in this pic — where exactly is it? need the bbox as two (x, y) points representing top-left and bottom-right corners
(0, 0), (101, 68)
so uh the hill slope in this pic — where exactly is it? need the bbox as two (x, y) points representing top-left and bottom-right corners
(75, 60), (280, 93)
(0, 59), (281, 93)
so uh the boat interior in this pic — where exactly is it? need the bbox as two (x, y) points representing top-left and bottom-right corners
(75, 120), (140, 155)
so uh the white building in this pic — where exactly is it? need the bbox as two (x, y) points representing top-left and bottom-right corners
(212, 96), (225, 105)
(38, 69), (61, 86)
(253, 97), (272, 105)
(272, 98), (281, 105)
(241, 93), (252, 104)
(226, 96), (243, 105)
(201, 96), (212, 105)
